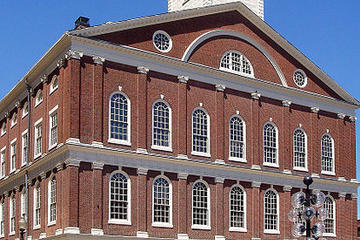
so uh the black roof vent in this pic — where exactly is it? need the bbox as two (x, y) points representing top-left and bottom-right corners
(74, 16), (90, 30)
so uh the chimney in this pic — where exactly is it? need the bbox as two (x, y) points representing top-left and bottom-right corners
(74, 16), (90, 30)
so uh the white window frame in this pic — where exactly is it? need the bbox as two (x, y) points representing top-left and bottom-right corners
(34, 118), (43, 159)
(263, 122), (279, 168)
(20, 192), (26, 218)
(10, 138), (17, 173)
(108, 170), (131, 225)
(108, 92), (131, 146)
(0, 147), (5, 178)
(33, 183), (41, 229)
(293, 128), (308, 172)
(229, 184), (247, 232)
(35, 89), (43, 107)
(10, 112), (17, 128)
(151, 100), (172, 152)
(49, 75), (59, 95)
(321, 133), (335, 175)
(263, 188), (280, 234)
(293, 69), (307, 88)
(22, 102), (28, 119)
(191, 179), (211, 230)
(0, 123), (5, 136)
(48, 176), (57, 226)
(21, 129), (28, 167)
(228, 115), (246, 162)
(152, 175), (173, 228)
(48, 105), (59, 150)
(0, 202), (4, 238)
(152, 30), (173, 53)
(219, 50), (254, 78)
(191, 107), (211, 158)
(9, 196), (15, 235)
(323, 195), (336, 237)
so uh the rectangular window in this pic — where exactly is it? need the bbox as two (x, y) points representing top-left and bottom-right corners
(21, 193), (26, 219)
(22, 130), (28, 166)
(10, 139), (16, 173)
(34, 185), (41, 228)
(48, 178), (57, 224)
(34, 119), (42, 159)
(9, 197), (15, 235)
(0, 202), (4, 237)
(0, 147), (5, 178)
(49, 106), (58, 149)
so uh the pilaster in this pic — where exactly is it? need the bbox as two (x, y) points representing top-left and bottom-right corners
(215, 177), (224, 237)
(177, 76), (188, 158)
(64, 160), (80, 231)
(177, 173), (188, 237)
(251, 181), (261, 238)
(137, 168), (148, 236)
(93, 56), (105, 145)
(282, 100), (291, 172)
(92, 162), (104, 232)
(215, 85), (225, 162)
(136, 67), (149, 153)
(251, 92), (261, 167)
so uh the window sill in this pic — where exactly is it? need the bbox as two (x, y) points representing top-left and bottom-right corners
(152, 222), (173, 228)
(191, 151), (211, 158)
(263, 162), (279, 168)
(49, 144), (57, 151)
(229, 227), (247, 232)
(9, 232), (15, 236)
(10, 123), (16, 129)
(108, 138), (131, 146)
(321, 171), (335, 176)
(229, 157), (247, 163)
(9, 169), (16, 174)
(22, 113), (28, 119)
(151, 145), (172, 152)
(264, 229), (280, 234)
(47, 221), (56, 227)
(108, 219), (131, 225)
(191, 224), (211, 230)
(33, 225), (40, 230)
(0, 132), (5, 137)
(35, 101), (43, 108)
(49, 87), (58, 96)
(323, 233), (336, 237)
(293, 167), (308, 172)
(34, 153), (42, 160)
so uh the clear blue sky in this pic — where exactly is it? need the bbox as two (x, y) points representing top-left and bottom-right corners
(1, 0), (360, 214)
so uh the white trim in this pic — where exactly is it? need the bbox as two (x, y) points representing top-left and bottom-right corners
(48, 105), (59, 150)
(191, 179), (211, 230)
(191, 107), (211, 158)
(220, 50), (254, 78)
(49, 75), (59, 95)
(151, 100), (173, 152)
(22, 102), (28, 119)
(9, 138), (17, 173)
(228, 114), (246, 163)
(33, 183), (41, 229)
(263, 188), (280, 234)
(182, 29), (287, 86)
(47, 175), (57, 226)
(151, 175), (173, 228)
(293, 69), (307, 88)
(0, 146), (5, 178)
(108, 92), (131, 146)
(262, 122), (279, 168)
(292, 128), (308, 172)
(108, 170), (131, 225)
(9, 196), (15, 236)
(0, 202), (4, 238)
(21, 129), (28, 167)
(229, 184), (247, 232)
(152, 30), (173, 53)
(321, 133), (335, 175)
(10, 113), (17, 128)
(0, 123), (5, 136)
(323, 195), (336, 237)
(34, 118), (43, 159)
(35, 89), (43, 107)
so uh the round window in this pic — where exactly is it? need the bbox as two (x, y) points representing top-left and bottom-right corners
(293, 69), (307, 88)
(152, 30), (172, 53)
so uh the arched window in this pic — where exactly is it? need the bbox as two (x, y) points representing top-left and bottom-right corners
(35, 89), (43, 106)
(109, 171), (131, 224)
(192, 108), (210, 157)
(229, 185), (246, 231)
(49, 75), (58, 94)
(34, 184), (41, 228)
(321, 134), (334, 174)
(293, 129), (307, 171)
(323, 196), (336, 236)
(22, 102), (29, 118)
(192, 180), (210, 229)
(220, 51), (254, 77)
(229, 115), (246, 161)
(152, 101), (172, 151)
(48, 176), (57, 225)
(152, 176), (172, 227)
(9, 196), (15, 234)
(0, 122), (5, 136)
(263, 123), (278, 167)
(264, 189), (279, 233)
(108, 93), (131, 145)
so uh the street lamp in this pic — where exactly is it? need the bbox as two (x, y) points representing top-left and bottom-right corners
(288, 176), (329, 240)
(18, 215), (27, 240)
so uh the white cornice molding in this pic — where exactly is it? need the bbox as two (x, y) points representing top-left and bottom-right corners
(92, 162), (104, 170)
(337, 113), (345, 119)
(93, 56), (105, 65)
(338, 192), (347, 198)
(177, 172), (189, 180)
(251, 92), (261, 100)
(137, 66), (149, 74)
(65, 50), (83, 60)
(215, 84), (226, 92)
(64, 159), (81, 167)
(349, 116), (357, 122)
(283, 185), (292, 192)
(310, 107), (320, 113)
(40, 74), (48, 83)
(282, 100), (292, 107)
(178, 75), (189, 84)
(215, 177), (225, 184)
(57, 58), (66, 68)
(351, 193), (358, 199)
(251, 181), (261, 188)
(137, 168), (148, 175)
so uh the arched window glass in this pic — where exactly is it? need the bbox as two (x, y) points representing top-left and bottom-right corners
(293, 129), (307, 170)
(229, 185), (246, 230)
(50, 75), (58, 94)
(35, 89), (43, 106)
(192, 181), (210, 228)
(48, 177), (57, 224)
(153, 177), (172, 226)
(220, 51), (254, 77)
(264, 189), (279, 233)
(263, 123), (278, 166)
(152, 101), (171, 150)
(109, 93), (130, 144)
(324, 197), (335, 235)
(192, 109), (210, 156)
(109, 172), (131, 224)
(229, 116), (246, 161)
(321, 134), (334, 174)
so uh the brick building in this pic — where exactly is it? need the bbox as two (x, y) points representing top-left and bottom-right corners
(0, 1), (359, 239)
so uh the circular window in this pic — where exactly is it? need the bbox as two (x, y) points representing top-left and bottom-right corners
(293, 69), (307, 88)
(152, 30), (172, 53)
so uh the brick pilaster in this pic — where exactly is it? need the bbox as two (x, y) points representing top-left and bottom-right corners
(92, 57), (105, 145)
(137, 168), (148, 237)
(251, 181), (261, 238)
(215, 177), (225, 238)
(282, 185), (292, 239)
(215, 85), (225, 163)
(177, 76), (188, 159)
(251, 92), (261, 168)
(311, 107), (319, 175)
(136, 67), (149, 153)
(177, 173), (188, 239)
(91, 162), (104, 235)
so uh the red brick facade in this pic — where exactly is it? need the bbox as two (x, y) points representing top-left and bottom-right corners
(0, 3), (358, 240)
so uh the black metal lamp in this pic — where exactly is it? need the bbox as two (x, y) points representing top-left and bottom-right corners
(18, 216), (27, 240)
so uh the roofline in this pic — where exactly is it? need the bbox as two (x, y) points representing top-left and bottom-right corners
(70, 2), (360, 106)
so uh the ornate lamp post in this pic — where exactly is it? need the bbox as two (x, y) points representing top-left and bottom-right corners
(288, 176), (329, 240)
(18, 216), (27, 240)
